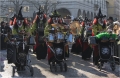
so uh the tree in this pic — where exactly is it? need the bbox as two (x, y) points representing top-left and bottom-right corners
(0, 0), (25, 16)
(0, 0), (60, 17)
(9, 0), (24, 14)
(27, 0), (60, 15)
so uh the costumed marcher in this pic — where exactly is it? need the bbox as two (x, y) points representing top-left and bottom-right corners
(9, 14), (17, 29)
(44, 10), (69, 64)
(71, 18), (82, 54)
(7, 6), (31, 71)
(80, 17), (93, 60)
(106, 17), (114, 31)
(61, 20), (70, 58)
(92, 8), (107, 65)
(31, 7), (47, 60)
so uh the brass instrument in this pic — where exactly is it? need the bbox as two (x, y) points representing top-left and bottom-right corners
(69, 21), (81, 35)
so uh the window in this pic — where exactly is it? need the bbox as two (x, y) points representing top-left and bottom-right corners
(23, 6), (29, 12)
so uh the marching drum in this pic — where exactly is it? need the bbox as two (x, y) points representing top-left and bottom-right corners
(84, 26), (92, 38)
(48, 33), (55, 42)
(65, 33), (73, 44)
(56, 32), (64, 43)
(88, 36), (97, 46)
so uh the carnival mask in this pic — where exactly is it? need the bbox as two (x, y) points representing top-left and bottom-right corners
(16, 20), (24, 27)
(52, 17), (59, 24)
(38, 14), (43, 20)
(98, 18), (104, 25)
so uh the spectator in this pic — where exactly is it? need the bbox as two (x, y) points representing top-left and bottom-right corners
(1, 21), (7, 50)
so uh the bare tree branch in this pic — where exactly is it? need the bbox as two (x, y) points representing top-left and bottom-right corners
(20, 0), (25, 5)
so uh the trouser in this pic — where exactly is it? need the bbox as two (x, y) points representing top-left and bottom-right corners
(82, 41), (93, 59)
(93, 45), (99, 65)
(36, 42), (47, 60)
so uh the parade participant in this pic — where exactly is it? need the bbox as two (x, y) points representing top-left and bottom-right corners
(9, 14), (17, 29)
(71, 18), (82, 54)
(12, 7), (30, 36)
(9, 6), (30, 70)
(61, 21), (70, 58)
(31, 6), (47, 60)
(44, 10), (69, 64)
(80, 17), (93, 60)
(44, 10), (62, 36)
(92, 8), (107, 65)
(106, 17), (114, 31)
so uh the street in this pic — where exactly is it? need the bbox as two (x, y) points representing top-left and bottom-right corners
(0, 48), (120, 78)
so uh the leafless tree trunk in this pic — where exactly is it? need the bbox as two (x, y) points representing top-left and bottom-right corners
(0, 0), (59, 16)
(27, 0), (59, 15)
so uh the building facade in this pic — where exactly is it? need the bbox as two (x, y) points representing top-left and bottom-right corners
(56, 0), (107, 20)
(0, 0), (107, 22)
(106, 0), (120, 20)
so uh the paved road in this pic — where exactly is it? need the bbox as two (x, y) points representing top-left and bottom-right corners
(0, 49), (120, 78)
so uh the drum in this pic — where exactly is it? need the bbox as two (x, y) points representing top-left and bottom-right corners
(48, 33), (55, 42)
(84, 26), (92, 38)
(27, 36), (36, 45)
(67, 34), (73, 44)
(88, 36), (97, 45)
(56, 32), (64, 43)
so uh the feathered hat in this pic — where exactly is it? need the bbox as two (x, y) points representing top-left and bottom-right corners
(49, 10), (61, 18)
(17, 6), (24, 20)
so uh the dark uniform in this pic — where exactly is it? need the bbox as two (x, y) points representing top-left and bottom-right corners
(92, 8), (107, 65)
(31, 7), (47, 60)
